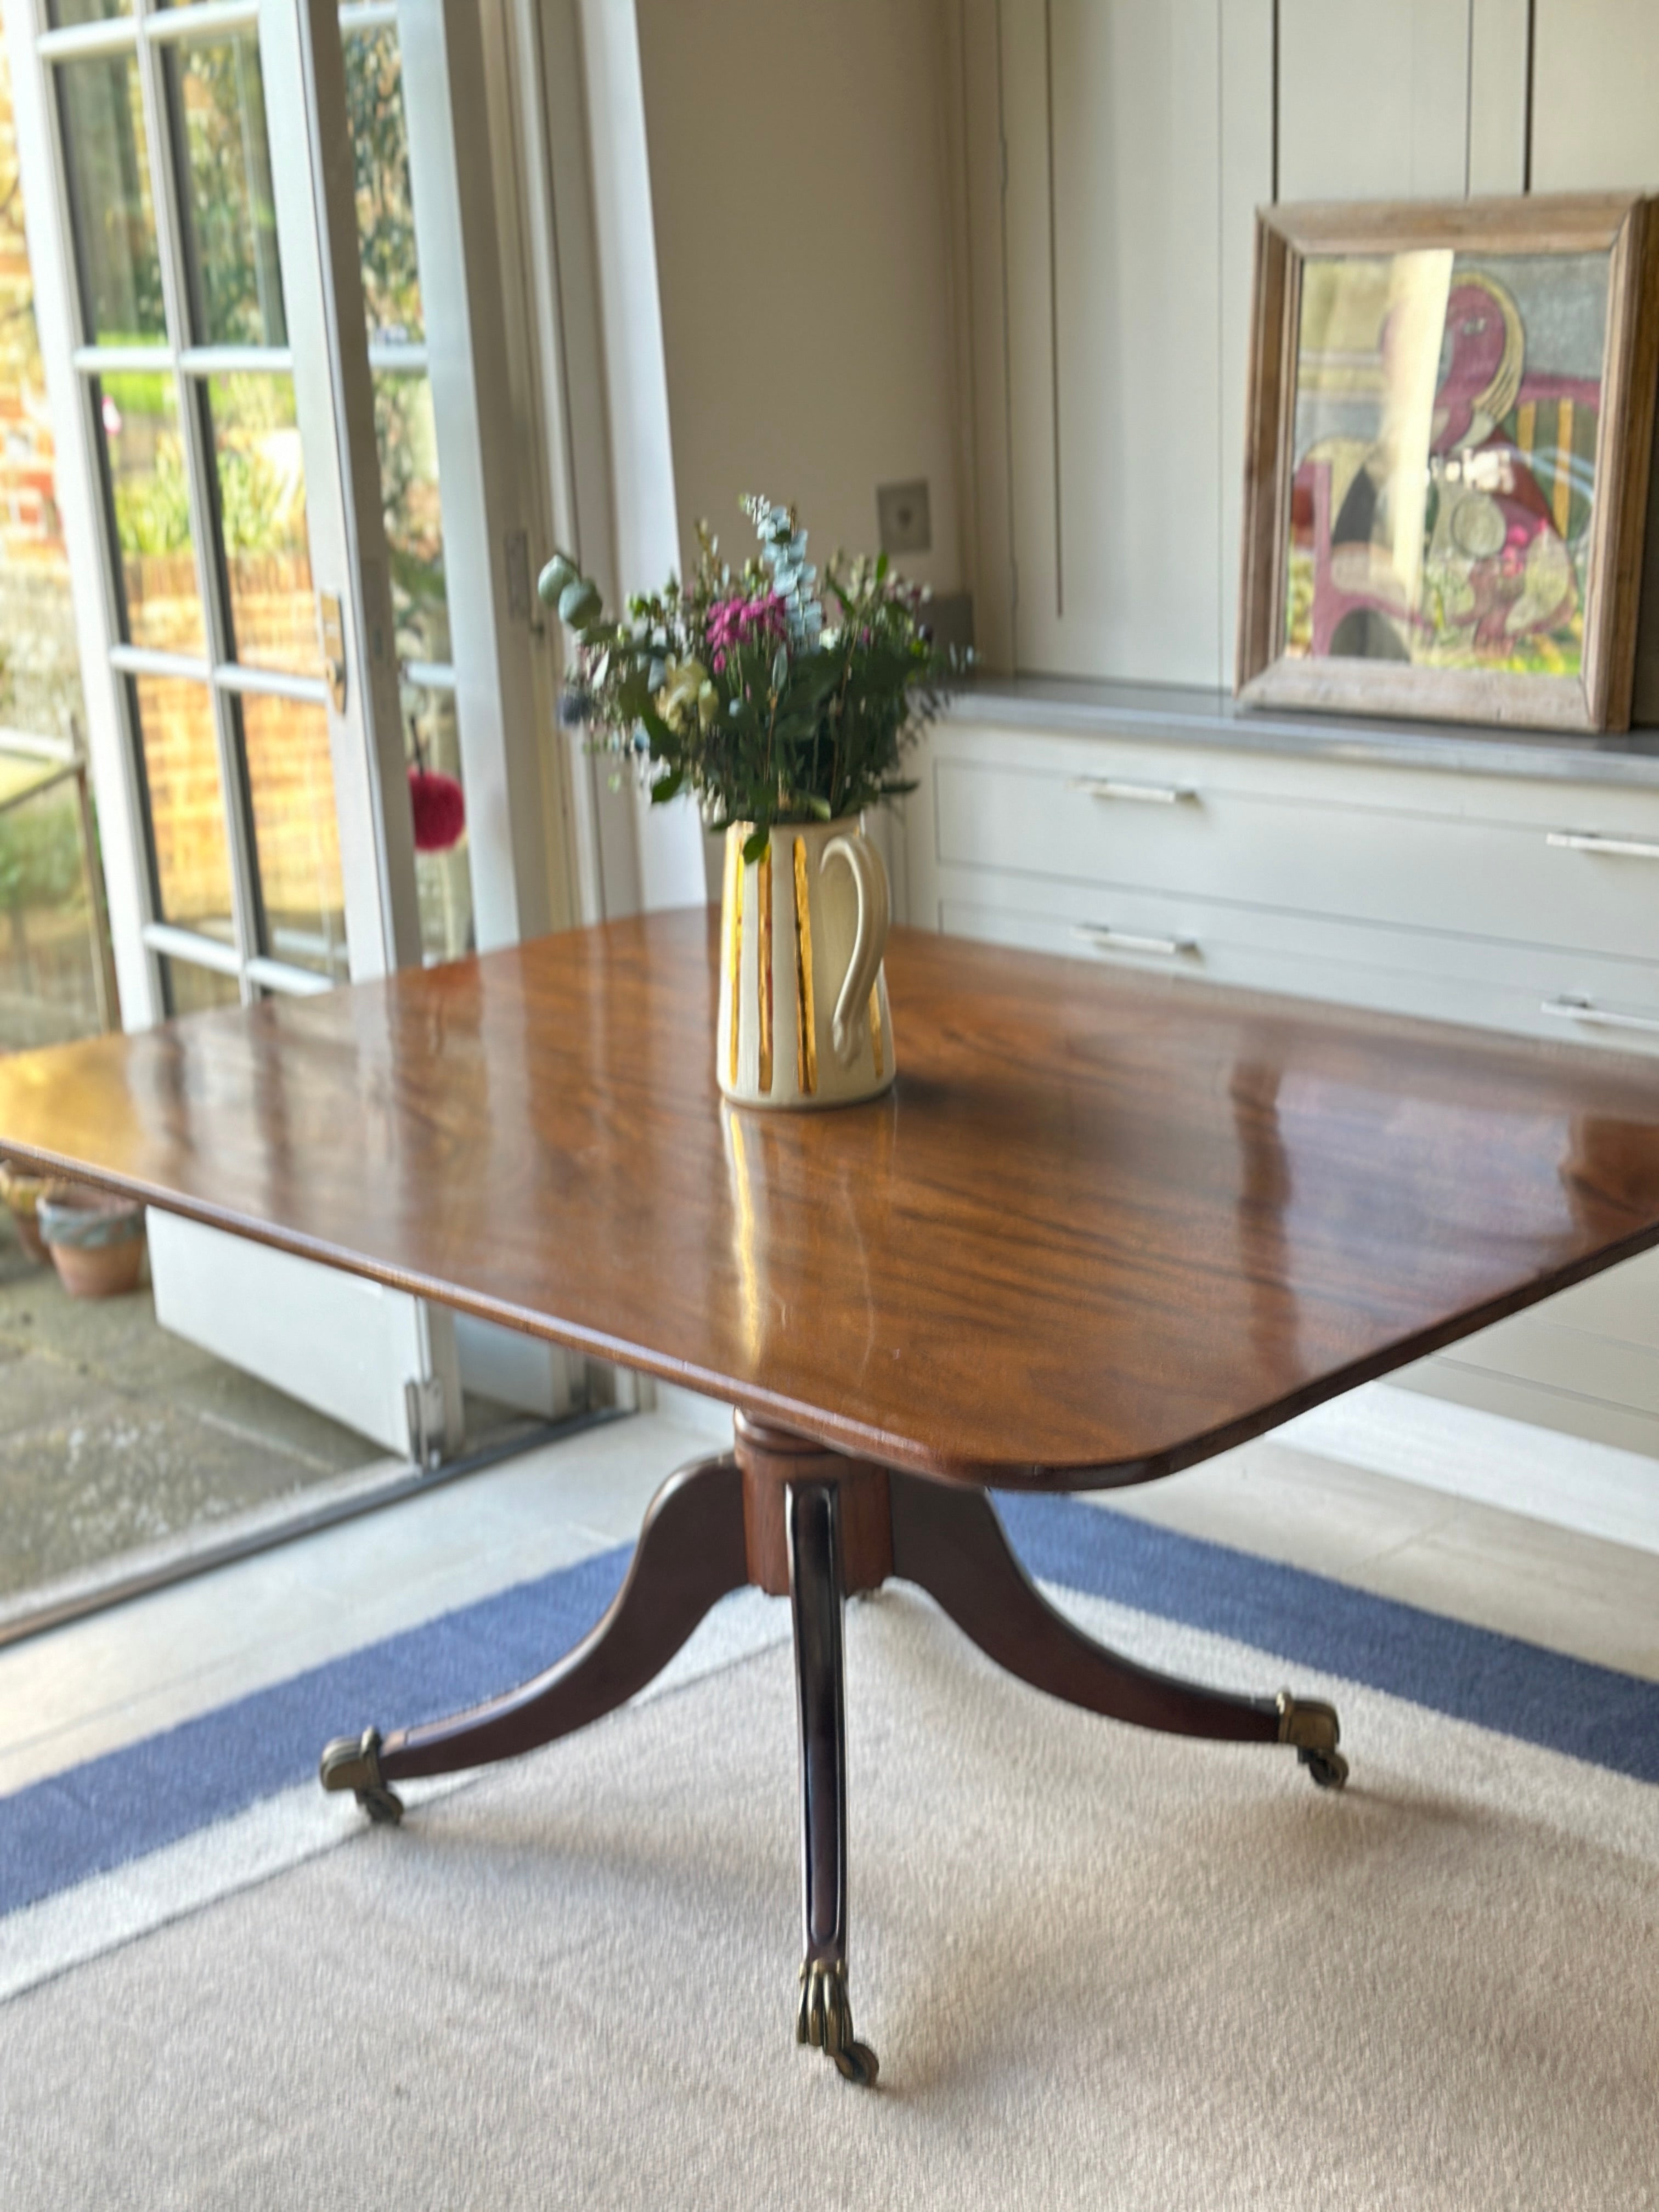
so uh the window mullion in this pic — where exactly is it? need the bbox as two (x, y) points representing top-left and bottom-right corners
(129, 0), (264, 998)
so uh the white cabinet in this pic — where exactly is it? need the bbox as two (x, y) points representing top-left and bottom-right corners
(908, 707), (1659, 1054)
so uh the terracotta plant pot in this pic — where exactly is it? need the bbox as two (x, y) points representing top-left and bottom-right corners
(37, 1186), (146, 1300)
(0, 1162), (54, 1266)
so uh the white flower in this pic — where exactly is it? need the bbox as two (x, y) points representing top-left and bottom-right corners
(654, 657), (710, 735)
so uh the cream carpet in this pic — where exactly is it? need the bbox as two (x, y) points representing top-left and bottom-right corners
(3, 1583), (1656, 2211)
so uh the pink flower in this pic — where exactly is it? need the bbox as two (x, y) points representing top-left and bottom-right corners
(706, 591), (787, 674)
(408, 766), (465, 852)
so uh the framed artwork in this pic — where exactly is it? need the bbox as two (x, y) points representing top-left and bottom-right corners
(1236, 194), (1659, 732)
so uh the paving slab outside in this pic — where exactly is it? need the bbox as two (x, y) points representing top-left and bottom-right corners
(0, 1203), (377, 1600)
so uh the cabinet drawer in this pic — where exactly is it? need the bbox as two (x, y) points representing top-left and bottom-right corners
(935, 867), (1659, 1056)
(933, 755), (1659, 964)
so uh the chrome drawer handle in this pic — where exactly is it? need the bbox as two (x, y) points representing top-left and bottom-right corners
(1541, 995), (1659, 1036)
(1074, 923), (1199, 960)
(1546, 830), (1659, 860)
(1070, 776), (1197, 805)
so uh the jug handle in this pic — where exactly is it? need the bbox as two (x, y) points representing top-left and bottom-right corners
(821, 833), (891, 1066)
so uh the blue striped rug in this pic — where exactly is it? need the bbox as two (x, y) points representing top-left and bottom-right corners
(5, 1492), (1657, 1923)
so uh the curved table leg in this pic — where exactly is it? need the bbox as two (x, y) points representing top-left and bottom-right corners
(319, 1452), (751, 1822)
(888, 1472), (1347, 1788)
(789, 1481), (879, 2087)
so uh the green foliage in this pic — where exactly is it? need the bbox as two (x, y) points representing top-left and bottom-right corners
(112, 433), (191, 556)
(177, 39), (285, 347)
(215, 437), (289, 557)
(0, 787), (83, 914)
(343, 28), (423, 344)
(540, 497), (969, 856)
(100, 368), (170, 419)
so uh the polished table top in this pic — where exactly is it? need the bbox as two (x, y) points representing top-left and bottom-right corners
(6, 909), (1659, 1488)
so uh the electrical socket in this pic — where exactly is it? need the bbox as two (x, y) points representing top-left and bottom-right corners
(876, 479), (932, 555)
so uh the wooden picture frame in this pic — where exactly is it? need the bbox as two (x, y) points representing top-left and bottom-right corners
(1235, 193), (1659, 733)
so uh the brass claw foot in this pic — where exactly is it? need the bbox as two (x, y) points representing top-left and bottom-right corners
(798, 1961), (879, 2086)
(1277, 1691), (1349, 1791)
(319, 1726), (405, 1824)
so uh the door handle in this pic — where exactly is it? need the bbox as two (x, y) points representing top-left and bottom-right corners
(1545, 830), (1659, 860)
(319, 592), (347, 713)
(1073, 923), (1199, 960)
(1070, 776), (1197, 805)
(1541, 995), (1659, 1036)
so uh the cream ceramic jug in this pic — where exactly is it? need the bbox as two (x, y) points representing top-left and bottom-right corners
(717, 817), (894, 1108)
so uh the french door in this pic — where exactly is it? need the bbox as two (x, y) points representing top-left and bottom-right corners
(2, 0), (567, 1455)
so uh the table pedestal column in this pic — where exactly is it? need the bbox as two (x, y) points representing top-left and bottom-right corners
(736, 1415), (884, 2084)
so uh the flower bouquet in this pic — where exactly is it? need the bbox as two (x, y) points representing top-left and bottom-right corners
(538, 497), (968, 1109)
(538, 494), (965, 863)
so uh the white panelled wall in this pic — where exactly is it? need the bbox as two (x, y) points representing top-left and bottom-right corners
(999, 0), (1267, 686)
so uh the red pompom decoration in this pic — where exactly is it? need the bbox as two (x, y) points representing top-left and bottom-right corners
(408, 766), (465, 853)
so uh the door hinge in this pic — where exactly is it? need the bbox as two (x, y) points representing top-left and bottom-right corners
(319, 591), (347, 713)
(404, 1375), (447, 1470)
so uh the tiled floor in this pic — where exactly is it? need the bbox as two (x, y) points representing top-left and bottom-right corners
(1096, 1421), (1659, 1680)
(0, 1207), (374, 1599)
(3, 1380), (1656, 1808)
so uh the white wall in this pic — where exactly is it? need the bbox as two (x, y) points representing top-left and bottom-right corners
(633, 0), (964, 599)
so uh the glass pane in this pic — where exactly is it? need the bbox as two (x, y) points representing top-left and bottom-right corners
(239, 696), (348, 981)
(94, 369), (207, 655)
(376, 373), (448, 663)
(131, 675), (233, 940)
(0, 43), (91, 751)
(206, 373), (314, 673)
(161, 953), (240, 1016)
(344, 26), (423, 345)
(1286, 247), (1609, 677)
(168, 34), (286, 348)
(48, 3), (132, 25)
(55, 53), (166, 346)
(0, 766), (105, 1049)
(404, 682), (472, 964)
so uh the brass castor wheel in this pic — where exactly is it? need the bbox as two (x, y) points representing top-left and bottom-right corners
(797, 1960), (879, 2087)
(319, 1726), (405, 1824)
(831, 2038), (880, 2087)
(1299, 1745), (1350, 1790)
(1276, 1690), (1348, 1791)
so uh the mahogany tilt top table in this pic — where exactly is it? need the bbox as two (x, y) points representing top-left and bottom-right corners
(7, 909), (1659, 2083)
